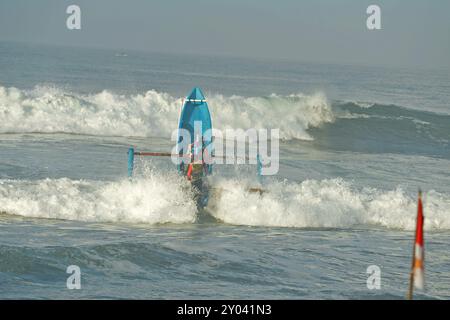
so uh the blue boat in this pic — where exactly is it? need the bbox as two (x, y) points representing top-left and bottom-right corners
(128, 87), (214, 208)
(127, 87), (263, 211)
(177, 87), (214, 207)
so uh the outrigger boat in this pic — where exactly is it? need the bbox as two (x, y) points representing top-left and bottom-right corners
(127, 87), (263, 209)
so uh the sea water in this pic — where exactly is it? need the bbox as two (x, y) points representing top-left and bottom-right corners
(0, 41), (449, 299)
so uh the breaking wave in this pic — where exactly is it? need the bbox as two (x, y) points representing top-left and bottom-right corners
(1, 174), (449, 230)
(0, 85), (333, 140)
(207, 177), (450, 230)
(0, 172), (197, 225)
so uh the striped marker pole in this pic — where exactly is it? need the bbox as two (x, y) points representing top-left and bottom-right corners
(407, 190), (425, 300)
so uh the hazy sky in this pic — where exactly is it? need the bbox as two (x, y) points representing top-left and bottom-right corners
(0, 0), (449, 69)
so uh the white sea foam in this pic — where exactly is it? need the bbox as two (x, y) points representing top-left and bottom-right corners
(0, 172), (197, 224)
(1, 175), (449, 230)
(351, 101), (376, 109)
(0, 85), (334, 140)
(207, 177), (450, 230)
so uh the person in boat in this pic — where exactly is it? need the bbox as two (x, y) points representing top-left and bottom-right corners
(185, 135), (210, 182)
(185, 135), (211, 207)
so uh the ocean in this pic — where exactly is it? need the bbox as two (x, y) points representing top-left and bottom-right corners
(0, 41), (449, 299)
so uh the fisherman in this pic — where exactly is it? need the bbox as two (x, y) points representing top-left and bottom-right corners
(185, 135), (211, 207)
(186, 135), (210, 182)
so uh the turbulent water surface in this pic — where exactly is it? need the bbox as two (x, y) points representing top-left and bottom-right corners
(0, 42), (449, 299)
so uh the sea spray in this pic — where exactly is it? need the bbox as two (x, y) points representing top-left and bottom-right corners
(0, 85), (333, 140)
(0, 171), (197, 224)
(2, 175), (447, 230)
(207, 177), (450, 230)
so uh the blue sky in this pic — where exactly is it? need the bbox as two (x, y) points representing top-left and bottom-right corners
(0, 0), (449, 68)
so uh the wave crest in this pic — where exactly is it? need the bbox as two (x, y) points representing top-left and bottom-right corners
(0, 173), (197, 224)
(0, 85), (334, 140)
(1, 175), (449, 230)
(207, 178), (450, 230)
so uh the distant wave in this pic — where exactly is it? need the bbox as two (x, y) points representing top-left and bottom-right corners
(0, 85), (334, 140)
(2, 84), (448, 146)
(1, 175), (449, 230)
(330, 100), (450, 151)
